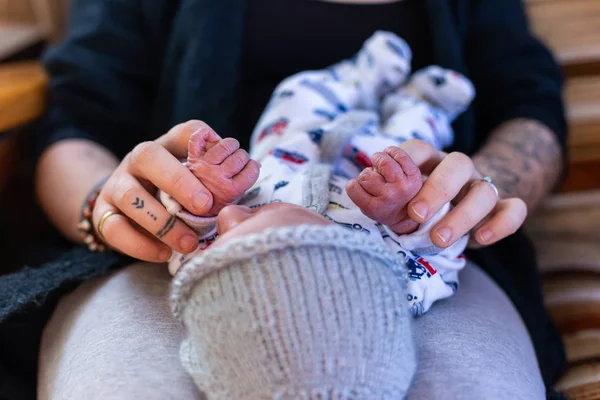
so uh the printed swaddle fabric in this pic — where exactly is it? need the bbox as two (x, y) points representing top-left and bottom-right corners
(164, 31), (475, 316)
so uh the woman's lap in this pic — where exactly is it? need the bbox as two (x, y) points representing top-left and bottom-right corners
(406, 261), (545, 400)
(37, 262), (202, 400)
(38, 261), (544, 400)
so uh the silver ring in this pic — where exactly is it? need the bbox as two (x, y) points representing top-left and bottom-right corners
(475, 176), (499, 198)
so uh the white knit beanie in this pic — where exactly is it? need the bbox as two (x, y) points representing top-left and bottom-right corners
(171, 224), (416, 400)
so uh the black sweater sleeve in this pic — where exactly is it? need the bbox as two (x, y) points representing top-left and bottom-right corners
(464, 0), (567, 154)
(33, 0), (174, 160)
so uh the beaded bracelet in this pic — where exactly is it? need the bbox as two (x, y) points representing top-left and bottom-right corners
(77, 177), (110, 252)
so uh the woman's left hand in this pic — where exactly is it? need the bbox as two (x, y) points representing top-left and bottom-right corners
(398, 139), (528, 248)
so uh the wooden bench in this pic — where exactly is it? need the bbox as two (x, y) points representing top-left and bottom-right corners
(0, 61), (46, 191)
(527, 0), (600, 191)
(528, 0), (600, 77)
(0, 24), (43, 61)
(526, 1), (600, 398)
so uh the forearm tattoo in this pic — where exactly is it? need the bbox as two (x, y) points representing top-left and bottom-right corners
(473, 119), (563, 212)
(156, 216), (177, 238)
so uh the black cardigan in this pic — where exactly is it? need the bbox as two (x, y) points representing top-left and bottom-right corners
(0, 0), (567, 398)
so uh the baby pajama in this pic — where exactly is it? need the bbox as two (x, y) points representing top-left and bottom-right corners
(165, 31), (473, 316)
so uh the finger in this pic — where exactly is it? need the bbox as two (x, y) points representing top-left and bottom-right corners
(384, 146), (420, 178)
(203, 138), (240, 165)
(187, 125), (222, 160)
(371, 152), (404, 183)
(396, 139), (445, 174)
(357, 168), (386, 196)
(408, 152), (473, 223)
(156, 120), (212, 158)
(232, 159), (261, 188)
(107, 173), (199, 254)
(466, 219), (491, 249)
(429, 179), (498, 247)
(221, 149), (250, 178)
(473, 198), (528, 246)
(346, 178), (374, 209)
(128, 141), (213, 215)
(93, 201), (172, 262)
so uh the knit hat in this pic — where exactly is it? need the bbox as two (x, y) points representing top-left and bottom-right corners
(171, 224), (416, 400)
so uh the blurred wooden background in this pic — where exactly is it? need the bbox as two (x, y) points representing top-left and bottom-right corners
(0, 0), (599, 398)
(0, 0), (67, 59)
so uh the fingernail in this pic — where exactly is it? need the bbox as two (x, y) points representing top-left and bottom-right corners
(479, 229), (493, 244)
(435, 227), (452, 244)
(411, 201), (428, 220)
(180, 234), (197, 252)
(193, 192), (210, 212)
(158, 248), (171, 262)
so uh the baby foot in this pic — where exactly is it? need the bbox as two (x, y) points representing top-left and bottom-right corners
(186, 126), (261, 216)
(355, 31), (413, 109)
(346, 146), (422, 234)
(400, 66), (475, 121)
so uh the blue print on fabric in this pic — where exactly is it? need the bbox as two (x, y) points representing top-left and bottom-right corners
(406, 256), (437, 281)
(328, 67), (341, 82)
(270, 148), (309, 165)
(277, 90), (294, 99)
(274, 181), (290, 191)
(314, 109), (338, 121)
(366, 51), (375, 68)
(410, 301), (425, 317)
(358, 119), (379, 136)
(324, 214), (371, 235)
(444, 280), (458, 293)
(299, 79), (348, 113)
(308, 128), (325, 144)
(242, 187), (261, 202)
(386, 39), (407, 59)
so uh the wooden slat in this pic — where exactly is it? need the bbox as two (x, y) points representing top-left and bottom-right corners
(566, 76), (600, 134)
(561, 75), (600, 191)
(0, 0), (36, 24)
(0, 61), (47, 132)
(0, 23), (42, 60)
(561, 162), (600, 192)
(527, 0), (600, 75)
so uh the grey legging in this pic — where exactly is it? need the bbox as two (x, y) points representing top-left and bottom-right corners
(38, 261), (545, 400)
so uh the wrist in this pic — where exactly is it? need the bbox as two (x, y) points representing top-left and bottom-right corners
(471, 119), (563, 213)
(35, 139), (119, 242)
(77, 175), (111, 251)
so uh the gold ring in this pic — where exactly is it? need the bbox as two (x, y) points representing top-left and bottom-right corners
(98, 210), (119, 239)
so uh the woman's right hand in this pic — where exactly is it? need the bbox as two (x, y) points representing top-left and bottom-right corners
(92, 120), (216, 262)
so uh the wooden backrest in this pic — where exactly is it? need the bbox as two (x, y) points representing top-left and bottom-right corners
(527, 0), (600, 77)
(0, 0), (68, 43)
(526, 0), (600, 191)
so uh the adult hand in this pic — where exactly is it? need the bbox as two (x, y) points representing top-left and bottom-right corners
(398, 139), (528, 248)
(92, 120), (215, 262)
